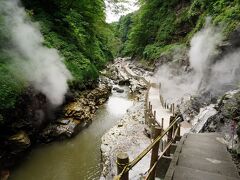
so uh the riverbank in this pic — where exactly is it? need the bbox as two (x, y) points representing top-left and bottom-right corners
(101, 57), (240, 178)
(9, 85), (134, 180)
(0, 59), (136, 178)
(101, 97), (151, 179)
(0, 81), (111, 174)
(100, 59), (153, 179)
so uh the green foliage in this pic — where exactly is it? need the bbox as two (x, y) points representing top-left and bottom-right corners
(0, 15), (25, 110)
(21, 0), (115, 84)
(0, 61), (25, 109)
(0, 0), (117, 112)
(115, 0), (240, 62)
(111, 13), (135, 56)
(143, 43), (185, 61)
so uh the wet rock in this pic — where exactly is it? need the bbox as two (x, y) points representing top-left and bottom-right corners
(41, 83), (111, 142)
(8, 131), (31, 149)
(113, 87), (124, 93)
(40, 119), (82, 142)
(0, 131), (31, 170)
(191, 104), (218, 133)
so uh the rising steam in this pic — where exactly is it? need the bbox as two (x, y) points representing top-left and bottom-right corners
(0, 0), (72, 106)
(156, 18), (240, 103)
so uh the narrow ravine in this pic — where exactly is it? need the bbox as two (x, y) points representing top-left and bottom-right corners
(9, 86), (134, 180)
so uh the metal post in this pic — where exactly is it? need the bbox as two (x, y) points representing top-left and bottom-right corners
(116, 152), (129, 180)
(149, 126), (162, 180)
(165, 116), (174, 156)
(162, 118), (164, 128)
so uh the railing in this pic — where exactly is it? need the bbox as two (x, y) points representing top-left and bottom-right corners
(123, 65), (159, 130)
(116, 64), (181, 180)
(114, 116), (181, 180)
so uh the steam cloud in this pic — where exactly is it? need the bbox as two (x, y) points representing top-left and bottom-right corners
(1, 0), (72, 106)
(155, 18), (240, 103)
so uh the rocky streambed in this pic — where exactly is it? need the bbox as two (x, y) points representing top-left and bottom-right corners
(0, 82), (112, 174)
(40, 84), (112, 142)
(0, 58), (149, 179)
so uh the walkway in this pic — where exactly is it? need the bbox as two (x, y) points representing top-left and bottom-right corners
(124, 63), (173, 130)
(148, 86), (172, 129)
(165, 133), (240, 180)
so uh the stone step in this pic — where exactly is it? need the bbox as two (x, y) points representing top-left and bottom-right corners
(173, 166), (240, 180)
(181, 146), (232, 162)
(187, 133), (221, 137)
(185, 133), (225, 146)
(178, 154), (239, 178)
(183, 139), (228, 153)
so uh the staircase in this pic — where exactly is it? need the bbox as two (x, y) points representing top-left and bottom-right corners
(165, 133), (240, 180)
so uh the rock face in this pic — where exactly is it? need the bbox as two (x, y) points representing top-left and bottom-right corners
(0, 83), (112, 172)
(8, 131), (31, 149)
(40, 84), (111, 142)
(0, 131), (31, 171)
(202, 89), (240, 152)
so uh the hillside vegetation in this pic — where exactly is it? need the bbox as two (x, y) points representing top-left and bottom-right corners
(114, 0), (240, 61)
(0, 0), (116, 116)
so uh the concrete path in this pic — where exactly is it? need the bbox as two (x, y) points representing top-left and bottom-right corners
(165, 133), (240, 180)
(148, 86), (172, 130)
(123, 63), (173, 129)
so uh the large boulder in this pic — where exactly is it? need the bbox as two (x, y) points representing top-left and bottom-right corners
(40, 119), (82, 142)
(112, 87), (124, 93)
(40, 83), (111, 142)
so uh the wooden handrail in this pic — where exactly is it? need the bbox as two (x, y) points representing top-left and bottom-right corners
(144, 125), (180, 180)
(116, 63), (181, 180)
(116, 117), (181, 179)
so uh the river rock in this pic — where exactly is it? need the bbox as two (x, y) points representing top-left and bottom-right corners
(8, 131), (31, 149)
(40, 83), (111, 142)
(40, 118), (82, 142)
(113, 87), (124, 93)
(0, 131), (31, 170)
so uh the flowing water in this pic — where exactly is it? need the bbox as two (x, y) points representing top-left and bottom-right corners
(10, 86), (134, 180)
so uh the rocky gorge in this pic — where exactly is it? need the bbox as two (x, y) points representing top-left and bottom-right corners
(0, 71), (113, 177)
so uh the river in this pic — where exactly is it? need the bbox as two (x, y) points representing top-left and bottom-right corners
(10, 86), (134, 180)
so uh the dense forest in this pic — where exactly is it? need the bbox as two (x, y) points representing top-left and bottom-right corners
(114, 0), (240, 61)
(1, 0), (239, 124)
(0, 0), (119, 124)
(1, 0), (240, 128)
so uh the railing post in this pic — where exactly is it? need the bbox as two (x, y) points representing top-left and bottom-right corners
(165, 116), (174, 156)
(172, 103), (175, 116)
(116, 152), (129, 180)
(149, 126), (162, 180)
(145, 109), (148, 125)
(177, 123), (181, 137)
